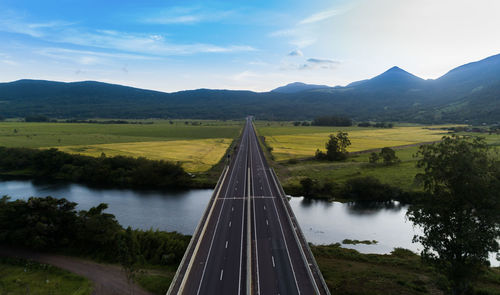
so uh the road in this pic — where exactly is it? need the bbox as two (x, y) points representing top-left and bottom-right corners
(168, 118), (329, 295)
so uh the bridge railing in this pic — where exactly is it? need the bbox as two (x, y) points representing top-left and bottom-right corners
(167, 165), (229, 295)
(269, 168), (331, 295)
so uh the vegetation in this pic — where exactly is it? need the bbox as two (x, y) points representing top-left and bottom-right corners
(312, 244), (500, 295)
(315, 132), (351, 161)
(0, 120), (241, 172)
(296, 175), (417, 202)
(25, 115), (51, 122)
(0, 147), (193, 189)
(256, 123), (448, 161)
(341, 239), (378, 245)
(0, 196), (191, 294)
(0, 196), (190, 267)
(358, 122), (394, 128)
(369, 147), (401, 165)
(407, 136), (500, 294)
(312, 116), (352, 127)
(0, 257), (93, 295)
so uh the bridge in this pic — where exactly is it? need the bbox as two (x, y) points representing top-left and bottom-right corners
(168, 118), (330, 295)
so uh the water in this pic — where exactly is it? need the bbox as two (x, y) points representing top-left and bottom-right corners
(0, 180), (212, 235)
(0, 180), (497, 266)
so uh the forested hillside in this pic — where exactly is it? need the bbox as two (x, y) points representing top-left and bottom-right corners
(1, 53), (500, 123)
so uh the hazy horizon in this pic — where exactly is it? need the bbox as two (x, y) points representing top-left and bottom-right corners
(1, 0), (500, 92)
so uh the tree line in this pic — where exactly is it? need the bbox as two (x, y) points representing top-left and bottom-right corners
(0, 147), (193, 189)
(311, 116), (353, 126)
(0, 196), (190, 266)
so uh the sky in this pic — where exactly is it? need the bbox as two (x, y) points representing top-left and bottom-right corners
(1, 0), (500, 92)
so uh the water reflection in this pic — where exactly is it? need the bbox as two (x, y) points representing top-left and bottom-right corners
(0, 180), (497, 266)
(0, 180), (212, 235)
(345, 200), (405, 215)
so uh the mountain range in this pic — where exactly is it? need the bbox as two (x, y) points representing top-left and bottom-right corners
(1, 53), (500, 123)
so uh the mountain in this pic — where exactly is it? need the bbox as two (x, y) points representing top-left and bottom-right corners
(271, 82), (331, 93)
(348, 66), (426, 91)
(1, 53), (500, 123)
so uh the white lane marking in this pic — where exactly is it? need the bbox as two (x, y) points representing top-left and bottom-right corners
(220, 269), (224, 281)
(232, 206), (234, 211)
(196, 126), (249, 295)
(235, 187), (237, 191)
(229, 221), (232, 227)
(272, 256), (275, 268)
(263, 205), (266, 210)
(225, 241), (228, 248)
(266, 219), (269, 226)
(252, 127), (301, 295)
(238, 132), (249, 295)
(260, 186), (263, 190)
(250, 132), (261, 295)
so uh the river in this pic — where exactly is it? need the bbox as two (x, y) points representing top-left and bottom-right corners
(1, 180), (497, 266)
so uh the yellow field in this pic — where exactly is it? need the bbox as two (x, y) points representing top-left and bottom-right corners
(263, 127), (450, 161)
(55, 138), (233, 172)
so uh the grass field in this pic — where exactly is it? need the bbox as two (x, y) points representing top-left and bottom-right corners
(277, 145), (424, 191)
(0, 258), (92, 295)
(254, 122), (496, 192)
(312, 244), (500, 295)
(0, 120), (242, 172)
(257, 123), (453, 161)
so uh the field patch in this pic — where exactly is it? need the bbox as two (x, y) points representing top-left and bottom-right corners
(260, 126), (450, 161)
(0, 120), (241, 172)
(55, 138), (233, 172)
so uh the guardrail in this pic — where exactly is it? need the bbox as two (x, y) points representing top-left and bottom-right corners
(167, 165), (229, 295)
(269, 168), (331, 295)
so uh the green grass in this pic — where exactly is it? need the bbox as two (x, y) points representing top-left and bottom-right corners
(0, 120), (242, 172)
(0, 258), (92, 295)
(312, 244), (500, 295)
(276, 145), (424, 191)
(135, 265), (178, 295)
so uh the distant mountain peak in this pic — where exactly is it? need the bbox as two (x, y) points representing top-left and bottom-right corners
(386, 66), (405, 72)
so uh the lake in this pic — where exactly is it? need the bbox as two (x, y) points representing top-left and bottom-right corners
(1, 180), (497, 266)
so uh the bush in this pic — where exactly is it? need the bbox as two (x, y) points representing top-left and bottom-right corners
(312, 116), (352, 127)
(341, 176), (402, 201)
(0, 196), (190, 266)
(0, 147), (192, 189)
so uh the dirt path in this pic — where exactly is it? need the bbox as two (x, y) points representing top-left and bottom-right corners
(0, 246), (153, 295)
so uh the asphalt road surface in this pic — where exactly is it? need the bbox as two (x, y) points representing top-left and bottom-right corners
(169, 118), (328, 295)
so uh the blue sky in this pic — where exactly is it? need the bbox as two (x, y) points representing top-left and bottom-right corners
(1, 0), (500, 92)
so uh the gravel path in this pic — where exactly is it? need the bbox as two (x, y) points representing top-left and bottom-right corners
(0, 246), (153, 295)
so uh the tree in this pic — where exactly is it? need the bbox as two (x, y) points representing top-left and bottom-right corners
(369, 152), (379, 164)
(325, 132), (351, 161)
(380, 147), (400, 165)
(300, 178), (315, 198)
(407, 136), (500, 295)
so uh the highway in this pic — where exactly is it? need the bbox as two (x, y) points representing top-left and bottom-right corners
(168, 118), (329, 295)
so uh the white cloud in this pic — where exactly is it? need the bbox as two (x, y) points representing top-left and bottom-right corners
(298, 9), (343, 25)
(288, 49), (303, 56)
(0, 13), (256, 57)
(280, 57), (340, 71)
(302, 58), (340, 70)
(142, 6), (235, 25)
